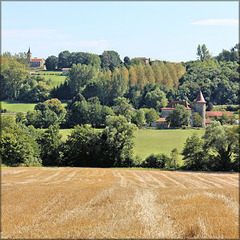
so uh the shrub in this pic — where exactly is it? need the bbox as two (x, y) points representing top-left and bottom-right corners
(142, 153), (171, 169)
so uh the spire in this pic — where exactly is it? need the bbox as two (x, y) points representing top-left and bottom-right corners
(27, 47), (31, 54)
(195, 91), (206, 103)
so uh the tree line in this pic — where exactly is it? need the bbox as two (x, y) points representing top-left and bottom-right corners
(1, 114), (238, 172)
(1, 44), (239, 108)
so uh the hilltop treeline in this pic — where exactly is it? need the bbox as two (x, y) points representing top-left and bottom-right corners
(1, 44), (239, 107)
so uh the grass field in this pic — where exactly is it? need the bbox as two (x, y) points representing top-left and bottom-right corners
(1, 101), (67, 113)
(2, 167), (238, 239)
(59, 128), (205, 161)
(35, 70), (66, 88)
(134, 128), (205, 160)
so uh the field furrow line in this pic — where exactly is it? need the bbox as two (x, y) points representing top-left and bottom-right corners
(143, 172), (167, 188)
(155, 172), (187, 188)
(207, 176), (239, 187)
(193, 175), (224, 188)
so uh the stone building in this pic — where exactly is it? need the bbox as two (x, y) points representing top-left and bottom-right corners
(153, 91), (208, 128)
(192, 91), (206, 128)
(27, 47), (45, 68)
(137, 57), (150, 65)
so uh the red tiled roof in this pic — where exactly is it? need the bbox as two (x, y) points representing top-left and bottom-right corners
(195, 91), (206, 103)
(206, 111), (235, 117)
(62, 68), (71, 70)
(137, 57), (148, 60)
(205, 119), (212, 124)
(30, 58), (44, 62)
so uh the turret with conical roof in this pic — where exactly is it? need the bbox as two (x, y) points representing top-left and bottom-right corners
(194, 90), (206, 127)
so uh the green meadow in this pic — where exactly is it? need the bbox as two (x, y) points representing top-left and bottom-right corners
(59, 128), (205, 161)
(133, 128), (205, 160)
(35, 71), (66, 88)
(1, 101), (67, 113)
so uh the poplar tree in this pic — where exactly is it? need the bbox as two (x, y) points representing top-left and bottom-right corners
(129, 66), (137, 86)
(152, 62), (163, 84)
(159, 61), (173, 89)
(166, 62), (178, 88)
(136, 64), (147, 89)
(144, 64), (155, 84)
(120, 66), (129, 85)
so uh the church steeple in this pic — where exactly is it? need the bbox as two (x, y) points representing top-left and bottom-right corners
(27, 47), (32, 61)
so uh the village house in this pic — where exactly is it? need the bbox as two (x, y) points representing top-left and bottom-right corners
(137, 57), (150, 65)
(62, 68), (71, 76)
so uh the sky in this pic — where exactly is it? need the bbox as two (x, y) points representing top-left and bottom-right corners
(1, 1), (239, 62)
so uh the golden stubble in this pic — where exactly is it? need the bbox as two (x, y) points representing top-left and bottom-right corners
(1, 167), (239, 239)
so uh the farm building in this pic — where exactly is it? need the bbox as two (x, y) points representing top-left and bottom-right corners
(62, 68), (71, 76)
(137, 57), (149, 65)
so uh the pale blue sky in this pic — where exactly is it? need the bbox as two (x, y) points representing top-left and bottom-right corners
(1, 1), (239, 62)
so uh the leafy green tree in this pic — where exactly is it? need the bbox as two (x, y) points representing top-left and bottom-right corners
(62, 125), (101, 167)
(181, 133), (205, 170)
(44, 98), (66, 124)
(109, 73), (127, 105)
(100, 115), (137, 167)
(58, 50), (71, 68)
(1, 123), (41, 166)
(123, 56), (131, 69)
(100, 50), (122, 70)
(216, 44), (239, 62)
(45, 55), (58, 70)
(27, 81), (52, 102)
(38, 125), (63, 166)
(193, 112), (203, 127)
(144, 108), (159, 125)
(113, 97), (133, 122)
(202, 121), (237, 171)
(142, 153), (170, 169)
(132, 109), (146, 127)
(144, 87), (168, 109)
(166, 104), (190, 127)
(26, 101), (63, 128)
(197, 44), (212, 60)
(85, 53), (101, 69)
(67, 63), (98, 95)
(1, 58), (29, 99)
(16, 112), (27, 124)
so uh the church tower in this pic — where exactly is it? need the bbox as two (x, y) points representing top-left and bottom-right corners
(194, 91), (206, 128)
(27, 47), (32, 61)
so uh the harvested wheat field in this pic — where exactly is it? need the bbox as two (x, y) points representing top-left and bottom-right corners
(1, 167), (239, 239)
